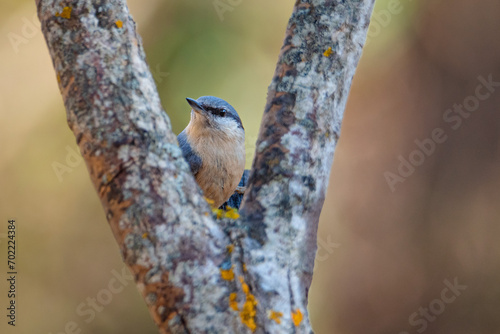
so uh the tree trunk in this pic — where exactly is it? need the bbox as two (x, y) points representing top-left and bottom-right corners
(36, 0), (374, 332)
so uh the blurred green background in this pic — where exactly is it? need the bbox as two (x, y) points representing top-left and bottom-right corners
(2, 0), (500, 333)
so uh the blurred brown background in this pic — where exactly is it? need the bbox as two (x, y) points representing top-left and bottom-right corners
(1, 0), (499, 333)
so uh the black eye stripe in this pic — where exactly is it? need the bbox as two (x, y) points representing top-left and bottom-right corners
(196, 97), (244, 129)
(204, 106), (226, 117)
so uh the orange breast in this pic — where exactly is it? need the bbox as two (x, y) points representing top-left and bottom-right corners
(187, 124), (245, 207)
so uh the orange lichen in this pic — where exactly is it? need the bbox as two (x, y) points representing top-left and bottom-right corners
(142, 233), (148, 239)
(226, 244), (234, 254)
(241, 296), (257, 331)
(229, 292), (238, 311)
(239, 277), (247, 291)
(220, 266), (235, 281)
(269, 310), (283, 324)
(291, 308), (303, 327)
(115, 20), (123, 28)
(55, 6), (72, 19)
(56, 74), (61, 83)
(239, 276), (258, 331)
(242, 263), (247, 272)
(323, 47), (333, 57)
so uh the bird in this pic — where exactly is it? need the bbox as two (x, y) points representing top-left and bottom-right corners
(177, 96), (246, 208)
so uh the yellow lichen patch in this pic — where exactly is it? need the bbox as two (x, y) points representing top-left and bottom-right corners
(323, 47), (333, 57)
(239, 276), (258, 331)
(142, 232), (148, 239)
(220, 266), (235, 281)
(224, 207), (240, 219)
(269, 310), (283, 324)
(212, 205), (240, 220)
(226, 244), (234, 254)
(229, 292), (238, 311)
(212, 208), (224, 219)
(204, 197), (215, 206)
(115, 20), (123, 28)
(56, 6), (72, 19)
(242, 263), (247, 272)
(291, 308), (303, 327)
(56, 74), (61, 83)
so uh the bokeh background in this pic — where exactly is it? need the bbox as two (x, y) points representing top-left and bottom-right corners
(1, 0), (499, 333)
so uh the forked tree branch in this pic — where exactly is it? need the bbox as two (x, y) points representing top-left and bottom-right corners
(37, 0), (374, 332)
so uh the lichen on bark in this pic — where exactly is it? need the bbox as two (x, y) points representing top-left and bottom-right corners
(239, 0), (375, 331)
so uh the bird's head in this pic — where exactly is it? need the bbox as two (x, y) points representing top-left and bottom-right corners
(186, 96), (244, 136)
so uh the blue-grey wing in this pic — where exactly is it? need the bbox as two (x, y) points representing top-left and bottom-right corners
(177, 130), (202, 176)
(222, 169), (249, 210)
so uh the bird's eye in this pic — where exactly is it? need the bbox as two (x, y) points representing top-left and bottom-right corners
(219, 109), (227, 117)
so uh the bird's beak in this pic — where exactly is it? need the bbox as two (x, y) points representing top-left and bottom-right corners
(186, 97), (206, 114)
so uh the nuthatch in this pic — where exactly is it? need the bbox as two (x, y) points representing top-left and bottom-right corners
(178, 96), (245, 208)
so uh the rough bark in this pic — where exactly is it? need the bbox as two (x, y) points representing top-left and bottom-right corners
(37, 0), (374, 333)
(238, 0), (375, 331)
